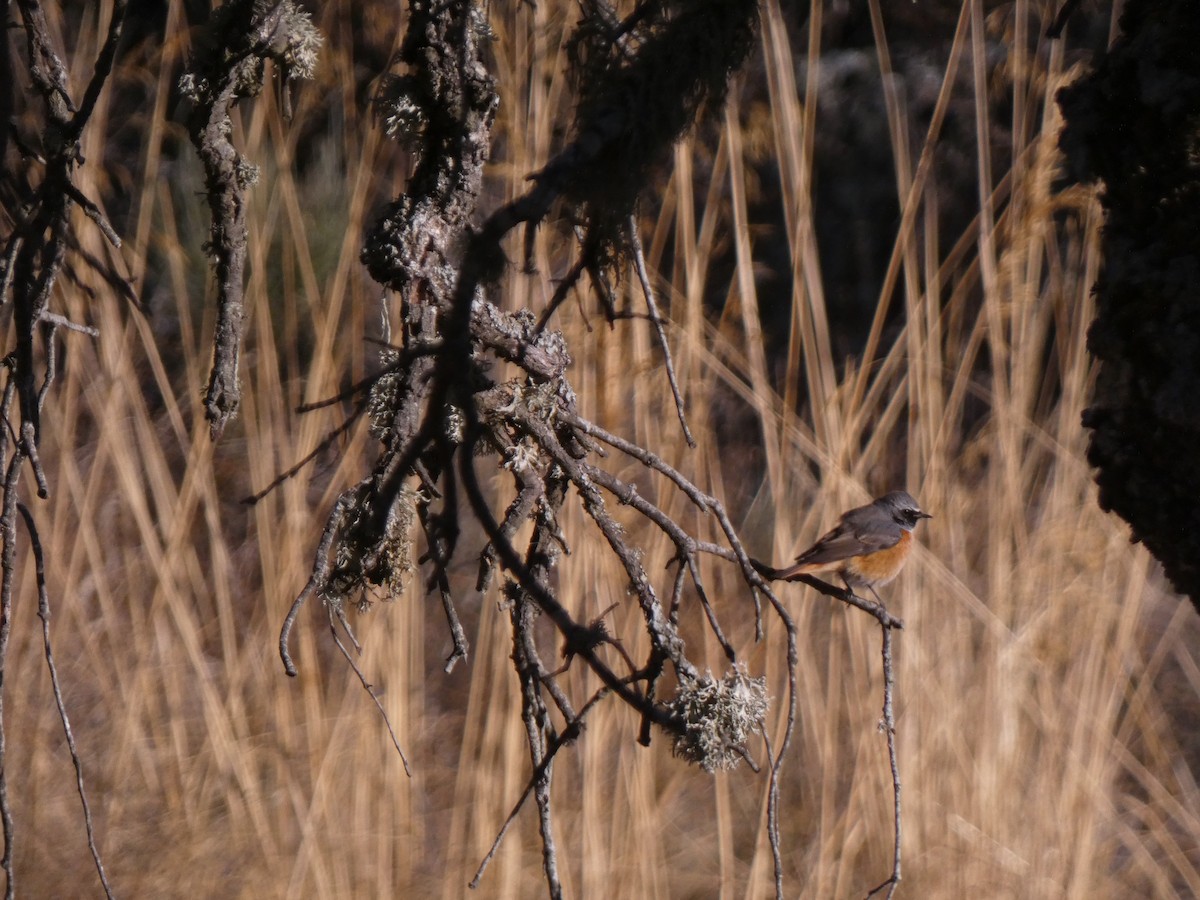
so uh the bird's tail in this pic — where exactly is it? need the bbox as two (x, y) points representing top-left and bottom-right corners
(751, 557), (819, 582)
(750, 557), (783, 581)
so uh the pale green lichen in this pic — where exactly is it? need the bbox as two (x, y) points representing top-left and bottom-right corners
(667, 665), (769, 772)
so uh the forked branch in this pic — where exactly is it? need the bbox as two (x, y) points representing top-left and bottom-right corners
(273, 1), (906, 897)
(1, 4), (127, 896)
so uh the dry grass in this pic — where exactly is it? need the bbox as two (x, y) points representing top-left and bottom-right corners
(7, 1), (1200, 897)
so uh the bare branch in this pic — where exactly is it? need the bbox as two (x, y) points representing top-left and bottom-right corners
(63, 182), (121, 249)
(865, 619), (902, 900)
(280, 492), (354, 677)
(627, 216), (695, 446)
(755, 583), (798, 900)
(0, 446), (22, 899)
(180, 0), (321, 438)
(15, 0), (75, 121)
(436, 571), (469, 674)
(39, 312), (99, 338)
(71, 0), (130, 135)
(418, 492), (469, 672)
(456, 429), (679, 729)
(7, 0), (129, 461)
(326, 604), (411, 776)
(17, 504), (114, 898)
(511, 589), (562, 898)
(470, 686), (610, 890)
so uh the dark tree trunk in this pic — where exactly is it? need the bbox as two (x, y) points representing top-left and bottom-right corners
(1059, 0), (1200, 612)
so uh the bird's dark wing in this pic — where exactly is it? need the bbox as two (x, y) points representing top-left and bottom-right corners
(792, 506), (903, 566)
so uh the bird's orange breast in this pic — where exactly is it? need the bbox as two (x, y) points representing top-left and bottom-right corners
(844, 529), (913, 585)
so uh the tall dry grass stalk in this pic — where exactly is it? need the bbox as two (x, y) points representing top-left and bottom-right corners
(7, 1), (1199, 897)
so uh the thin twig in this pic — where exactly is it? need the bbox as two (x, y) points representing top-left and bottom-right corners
(510, 408), (695, 681)
(280, 493), (353, 676)
(456, 425), (679, 728)
(38, 311), (99, 337)
(685, 555), (736, 663)
(0, 237), (23, 309)
(63, 182), (121, 248)
(417, 499), (469, 672)
(437, 572), (469, 673)
(475, 462), (543, 593)
(560, 412), (784, 644)
(561, 412), (766, 583)
(865, 619), (902, 900)
(756, 582), (798, 900)
(584, 462), (736, 661)
(760, 724), (782, 895)
(20, 423), (48, 500)
(70, 0), (129, 135)
(17, 504), (114, 898)
(332, 603), (362, 655)
(326, 604), (411, 776)
(510, 592), (562, 899)
(628, 216), (695, 447)
(35, 322), (57, 416)
(750, 560), (906, 897)
(470, 687), (610, 890)
(0, 450), (22, 900)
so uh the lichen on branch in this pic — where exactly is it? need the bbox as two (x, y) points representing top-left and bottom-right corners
(180, 0), (321, 439)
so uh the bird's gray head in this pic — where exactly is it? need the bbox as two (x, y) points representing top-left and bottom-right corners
(876, 491), (932, 530)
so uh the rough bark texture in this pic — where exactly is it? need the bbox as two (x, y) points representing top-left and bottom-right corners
(282, 5), (786, 891)
(1058, 0), (1200, 610)
(1, 4), (130, 894)
(181, 0), (320, 439)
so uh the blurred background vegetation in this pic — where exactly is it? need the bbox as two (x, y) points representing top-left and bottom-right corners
(4, 0), (1199, 897)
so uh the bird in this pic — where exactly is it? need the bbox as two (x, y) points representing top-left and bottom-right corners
(754, 491), (931, 601)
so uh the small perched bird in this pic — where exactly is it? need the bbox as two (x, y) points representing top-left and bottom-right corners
(755, 491), (931, 600)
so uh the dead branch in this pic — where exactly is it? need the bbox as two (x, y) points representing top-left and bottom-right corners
(865, 620), (902, 900)
(628, 216), (695, 447)
(273, 3), (924, 898)
(1, 4), (128, 895)
(326, 604), (412, 776)
(0, 439), (20, 899)
(17, 504), (114, 898)
(179, 0), (321, 439)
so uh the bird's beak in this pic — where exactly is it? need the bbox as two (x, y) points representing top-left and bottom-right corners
(918, 510), (932, 519)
